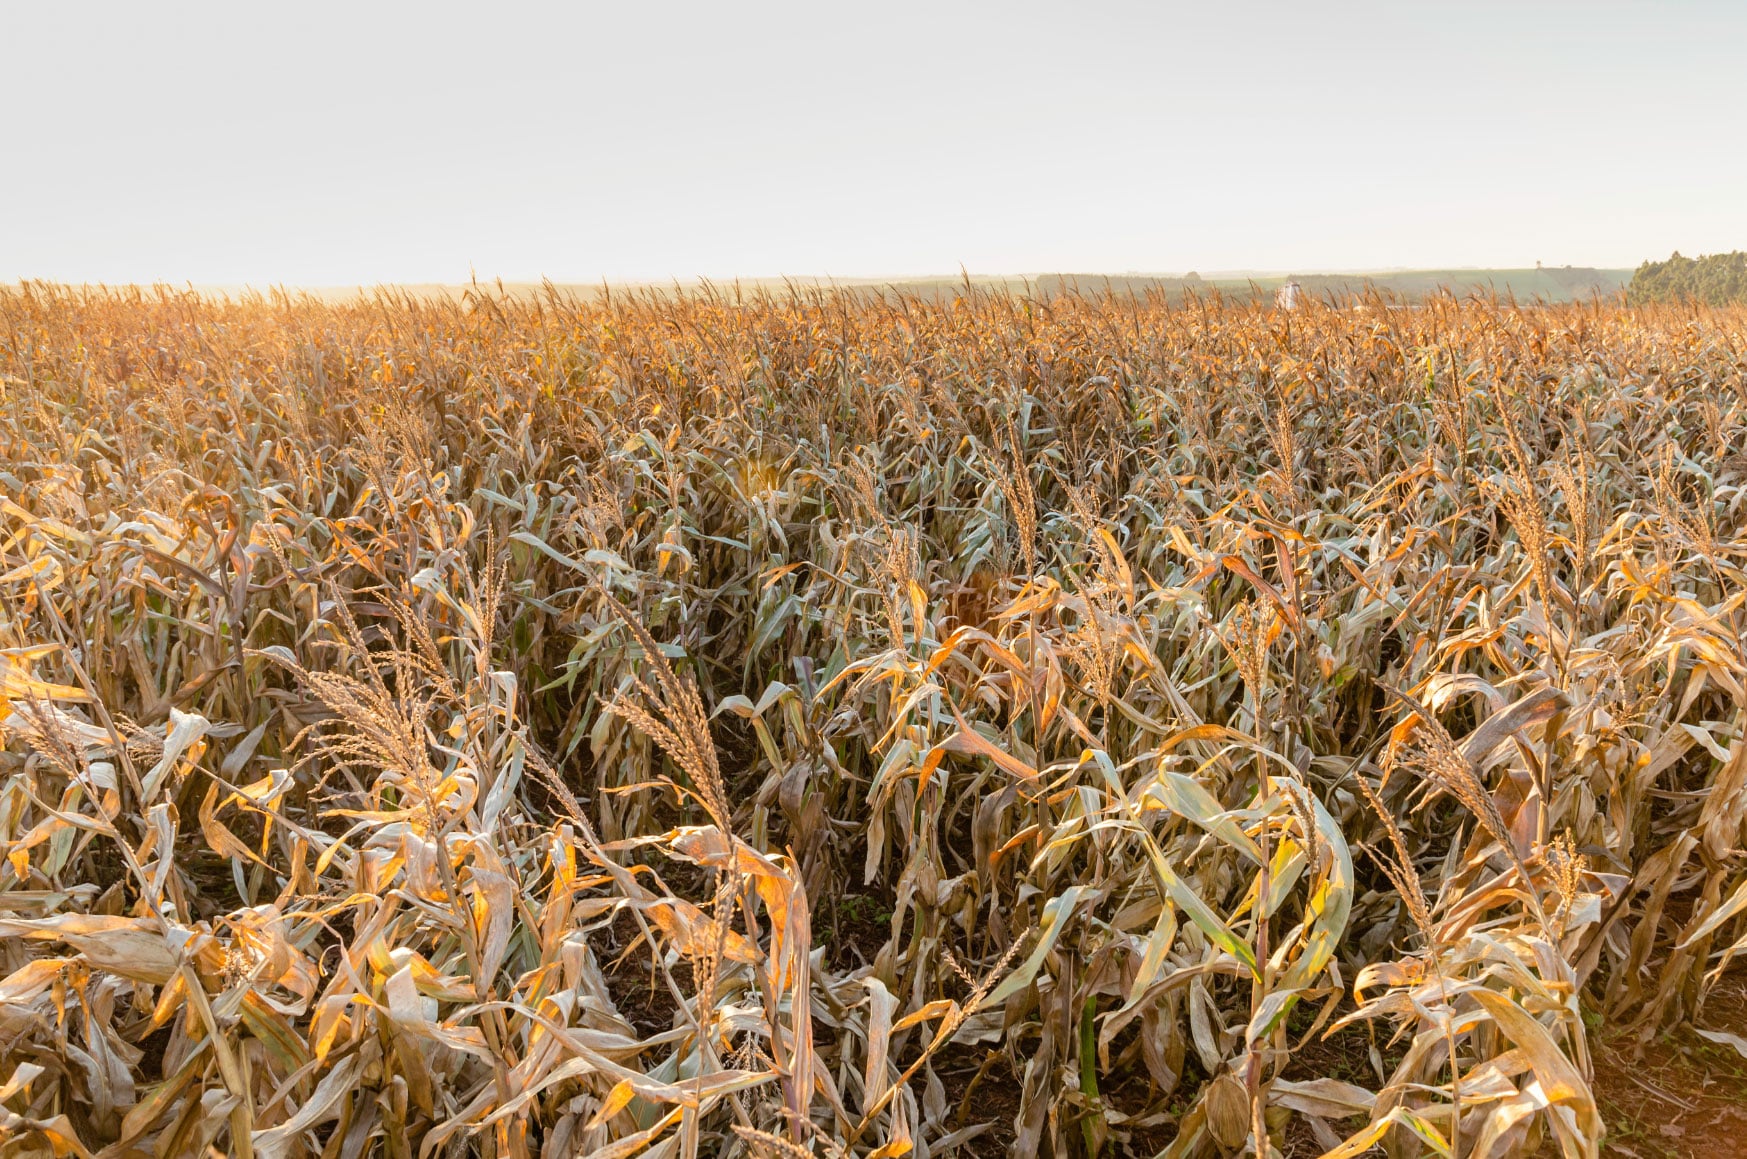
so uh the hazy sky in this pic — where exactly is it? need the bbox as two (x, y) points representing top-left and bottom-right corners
(4, 2), (1742, 285)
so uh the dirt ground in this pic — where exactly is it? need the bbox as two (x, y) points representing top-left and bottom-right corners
(1591, 975), (1747, 1158)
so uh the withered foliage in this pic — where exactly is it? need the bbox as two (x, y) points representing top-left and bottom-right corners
(1, 282), (1745, 1158)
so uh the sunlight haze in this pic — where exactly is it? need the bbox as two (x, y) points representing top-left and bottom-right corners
(4, 0), (1742, 286)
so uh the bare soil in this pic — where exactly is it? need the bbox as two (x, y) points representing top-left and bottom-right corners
(1592, 975), (1747, 1158)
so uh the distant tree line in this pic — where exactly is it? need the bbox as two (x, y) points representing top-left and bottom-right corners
(1627, 251), (1747, 305)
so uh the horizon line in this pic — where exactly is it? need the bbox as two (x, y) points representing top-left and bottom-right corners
(6, 264), (1640, 294)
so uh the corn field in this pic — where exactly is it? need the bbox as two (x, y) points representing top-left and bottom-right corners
(1, 281), (1744, 1159)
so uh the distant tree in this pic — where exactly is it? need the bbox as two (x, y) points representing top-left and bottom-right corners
(1627, 251), (1747, 305)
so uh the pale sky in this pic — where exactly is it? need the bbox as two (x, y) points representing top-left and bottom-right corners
(3, 1), (1742, 286)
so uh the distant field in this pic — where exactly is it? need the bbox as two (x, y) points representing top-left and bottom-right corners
(164, 266), (1635, 305)
(858, 267), (1633, 304)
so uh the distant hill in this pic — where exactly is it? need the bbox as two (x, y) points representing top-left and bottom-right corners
(1010, 267), (1630, 303)
(1249, 267), (1629, 302)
